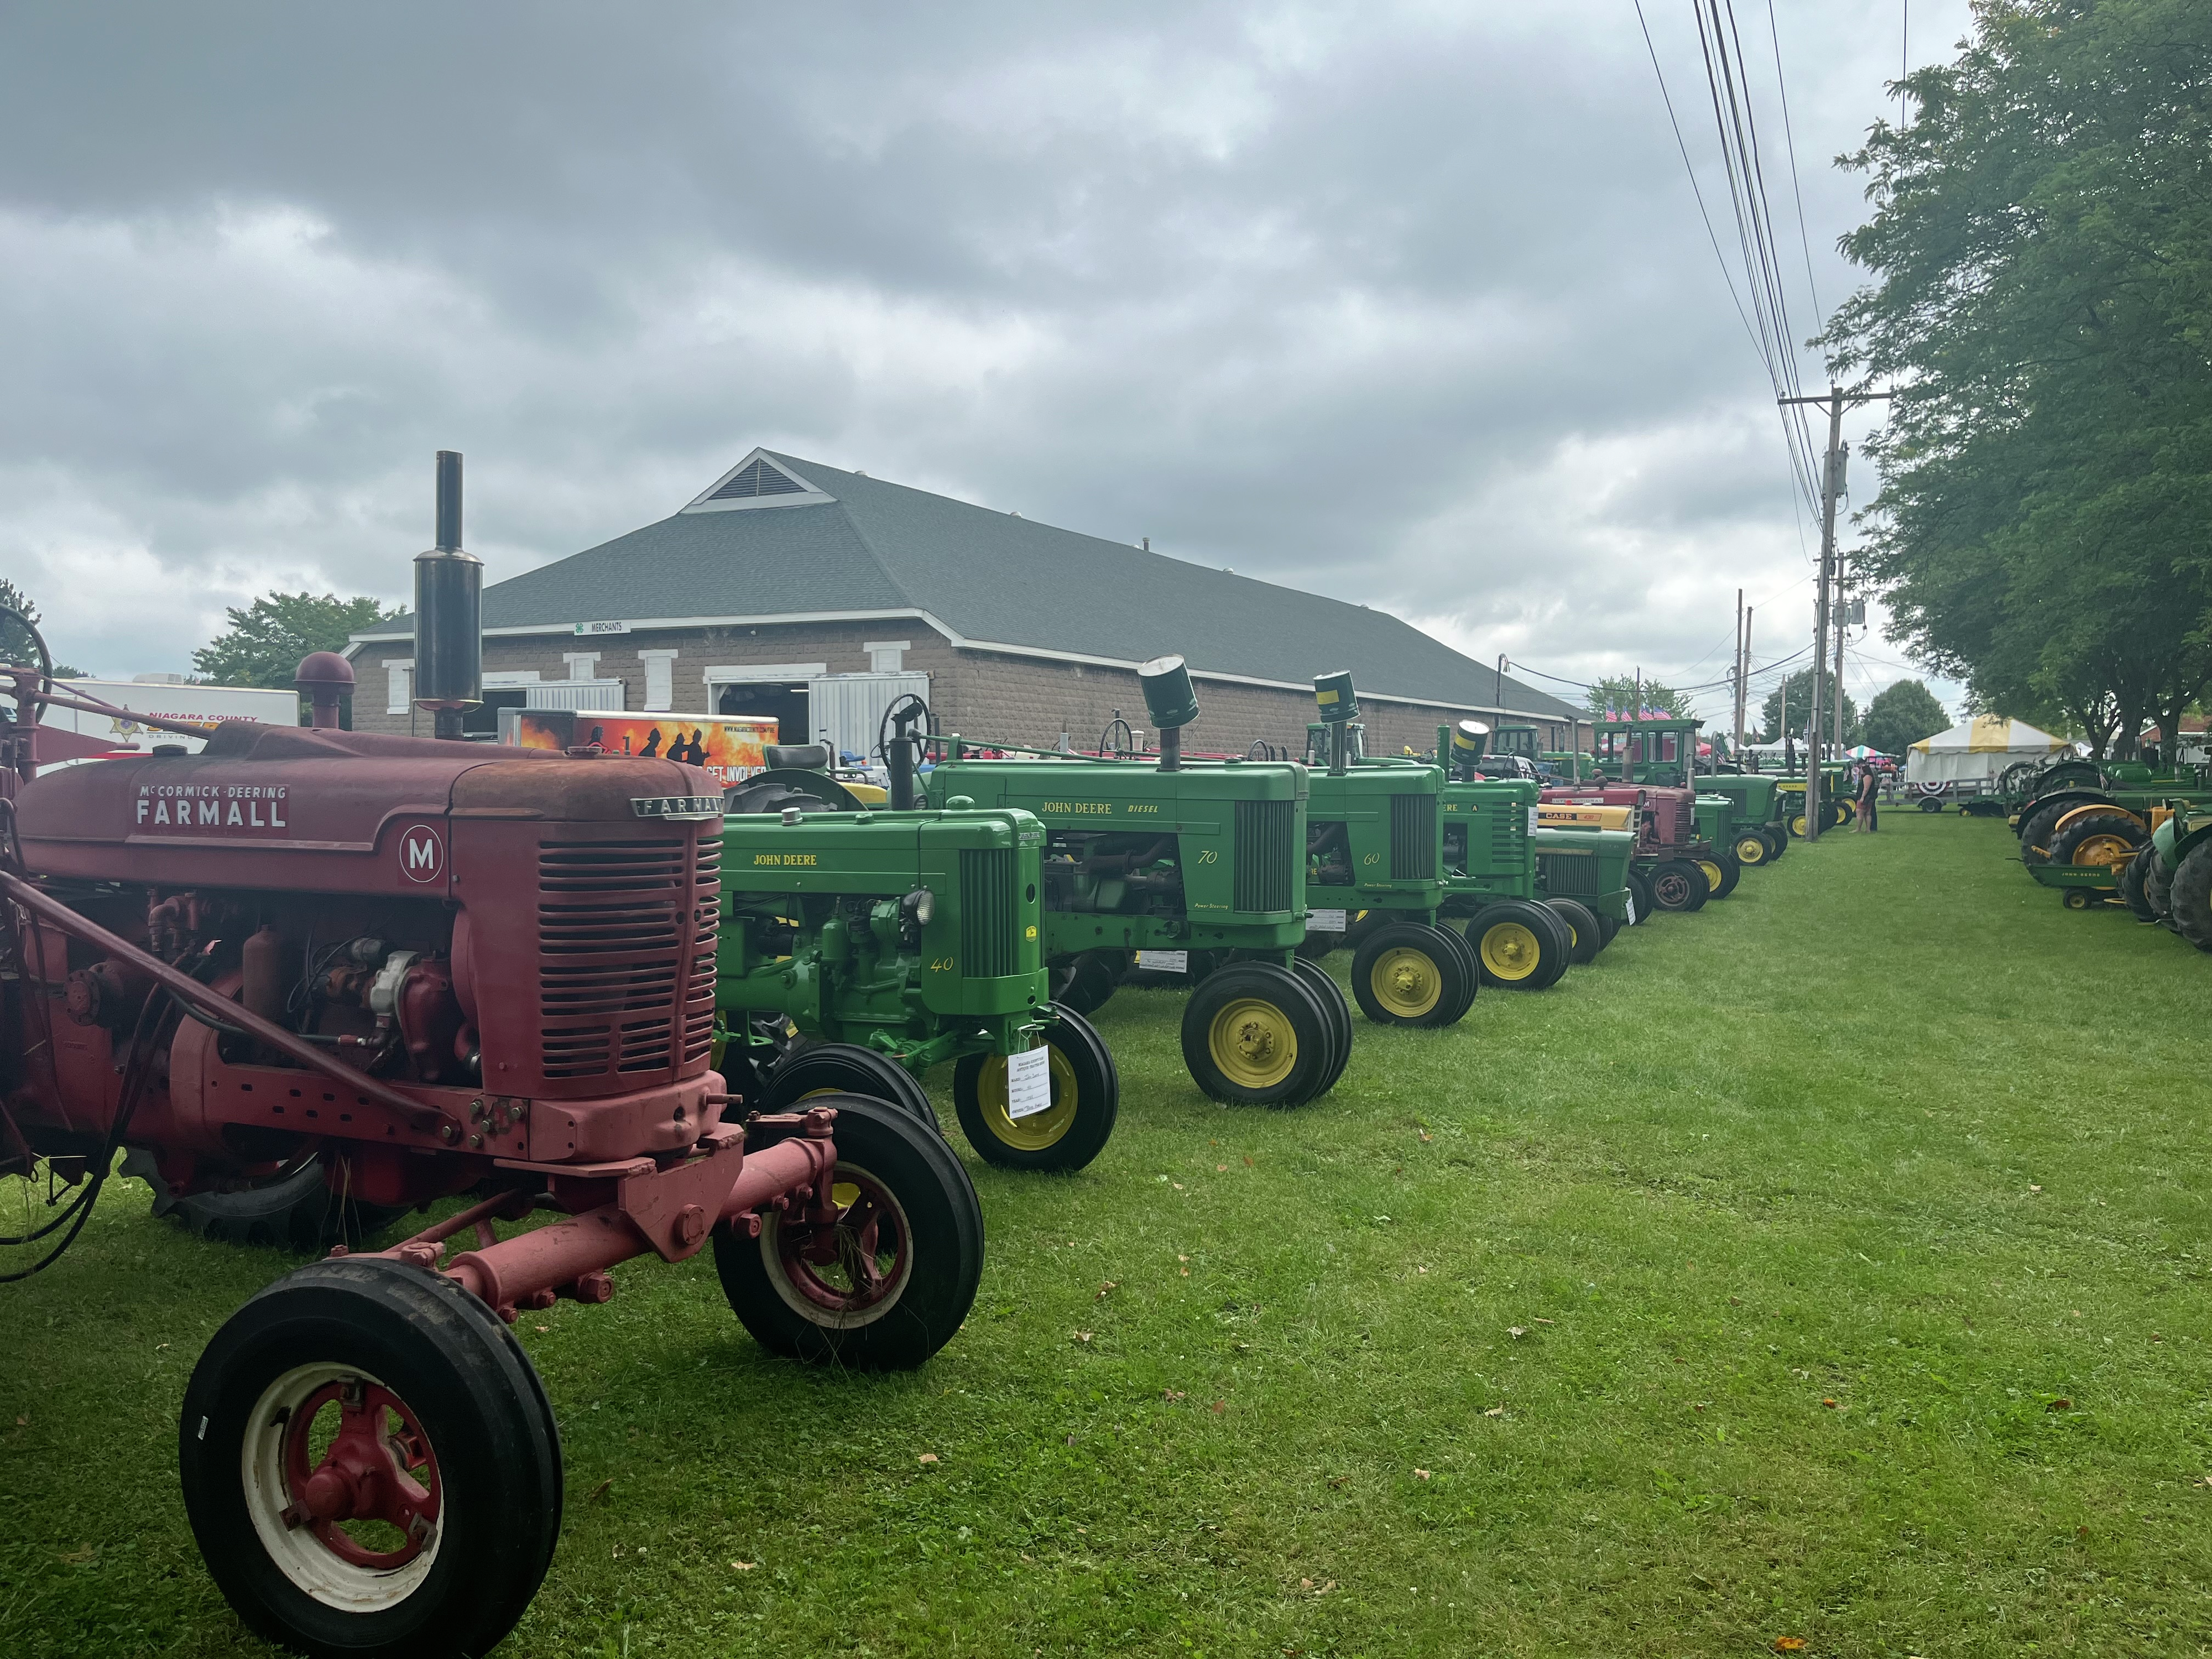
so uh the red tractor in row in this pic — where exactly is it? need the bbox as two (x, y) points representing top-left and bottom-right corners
(1535, 780), (1720, 914)
(0, 457), (983, 1657)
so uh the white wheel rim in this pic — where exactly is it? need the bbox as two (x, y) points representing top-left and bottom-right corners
(760, 1159), (914, 1330)
(241, 1363), (444, 1611)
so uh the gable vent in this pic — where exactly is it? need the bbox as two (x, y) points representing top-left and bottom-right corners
(707, 459), (807, 500)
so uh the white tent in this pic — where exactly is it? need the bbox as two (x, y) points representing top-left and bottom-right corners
(1905, 714), (2070, 786)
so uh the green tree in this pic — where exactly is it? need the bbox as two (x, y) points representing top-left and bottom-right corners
(0, 577), (86, 677)
(1860, 679), (1950, 756)
(1820, 0), (2212, 761)
(1759, 669), (1859, 748)
(1584, 675), (1689, 719)
(193, 593), (399, 689)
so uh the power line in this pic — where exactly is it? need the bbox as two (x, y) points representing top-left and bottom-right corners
(1763, 0), (1824, 323)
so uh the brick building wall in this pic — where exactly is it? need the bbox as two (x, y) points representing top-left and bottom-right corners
(349, 619), (1571, 755)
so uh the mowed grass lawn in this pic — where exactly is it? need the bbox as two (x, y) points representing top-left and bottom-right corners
(4, 809), (2211, 1657)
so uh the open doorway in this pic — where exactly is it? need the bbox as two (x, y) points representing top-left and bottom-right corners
(716, 680), (807, 748)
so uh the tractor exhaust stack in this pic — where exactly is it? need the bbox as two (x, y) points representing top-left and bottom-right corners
(413, 450), (483, 741)
(1140, 655), (1199, 772)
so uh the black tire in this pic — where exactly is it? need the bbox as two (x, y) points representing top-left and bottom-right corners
(1464, 900), (1569, 990)
(952, 1004), (1119, 1172)
(1351, 920), (1478, 1021)
(2146, 848), (2175, 920)
(1593, 909), (1620, 950)
(1048, 951), (1123, 1017)
(2047, 808), (2146, 872)
(1288, 958), (1355, 1095)
(1180, 962), (1335, 1105)
(1760, 826), (1786, 859)
(2169, 842), (2212, 953)
(131, 1151), (401, 1249)
(1625, 867), (1656, 924)
(1694, 852), (1741, 900)
(179, 1257), (561, 1659)
(1649, 860), (1708, 913)
(1545, 898), (1603, 966)
(1785, 807), (1810, 839)
(1731, 830), (1770, 867)
(1427, 921), (1483, 1019)
(765, 1044), (936, 1131)
(2016, 801), (2074, 866)
(713, 1092), (984, 1368)
(1918, 796), (1943, 813)
(2120, 843), (2159, 923)
(1293, 927), (1344, 961)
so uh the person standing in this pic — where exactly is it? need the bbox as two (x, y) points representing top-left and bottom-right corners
(1856, 761), (1879, 832)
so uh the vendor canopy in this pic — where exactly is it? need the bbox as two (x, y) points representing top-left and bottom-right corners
(1905, 715), (2069, 785)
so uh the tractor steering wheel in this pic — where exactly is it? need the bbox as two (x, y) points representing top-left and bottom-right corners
(875, 693), (936, 769)
(0, 604), (54, 726)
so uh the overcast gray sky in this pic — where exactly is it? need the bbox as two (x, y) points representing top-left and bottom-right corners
(0, 1), (1968, 728)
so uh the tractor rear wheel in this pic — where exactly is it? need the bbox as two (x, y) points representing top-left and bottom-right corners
(2146, 848), (2175, 919)
(132, 1151), (401, 1250)
(1732, 831), (1770, 867)
(2047, 809), (2146, 874)
(1289, 958), (1355, 1094)
(1544, 898), (1603, 966)
(180, 1257), (561, 1659)
(2119, 844), (2160, 923)
(1049, 951), (1125, 1016)
(953, 1005), (1119, 1173)
(765, 1045), (937, 1133)
(714, 1092), (984, 1368)
(1181, 962), (1335, 1105)
(1465, 902), (1569, 991)
(1694, 854), (1741, 900)
(1649, 860), (1707, 912)
(2168, 843), (2212, 953)
(1353, 921), (1479, 1019)
(2016, 801), (2075, 866)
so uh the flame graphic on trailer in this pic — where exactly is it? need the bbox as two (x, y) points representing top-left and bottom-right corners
(503, 709), (778, 783)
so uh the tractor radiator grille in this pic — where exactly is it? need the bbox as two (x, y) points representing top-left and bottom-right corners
(1490, 804), (1527, 869)
(1233, 799), (1298, 915)
(535, 835), (716, 1081)
(1390, 795), (1437, 881)
(1536, 851), (1600, 896)
(959, 847), (1018, 979)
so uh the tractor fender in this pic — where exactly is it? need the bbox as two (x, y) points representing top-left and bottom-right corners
(2049, 801), (2142, 838)
(2158, 816), (2212, 874)
(2017, 789), (2112, 834)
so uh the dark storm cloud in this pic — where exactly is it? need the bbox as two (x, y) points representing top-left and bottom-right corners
(0, 1), (1966, 720)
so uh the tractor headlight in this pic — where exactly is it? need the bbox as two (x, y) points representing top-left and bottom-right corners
(905, 887), (935, 927)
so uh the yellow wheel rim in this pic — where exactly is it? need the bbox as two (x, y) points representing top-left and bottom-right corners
(1477, 924), (1540, 984)
(1370, 945), (1446, 1014)
(972, 1044), (1078, 1151)
(1788, 813), (1808, 837)
(1734, 835), (1765, 864)
(2072, 833), (2136, 871)
(1696, 859), (1725, 890)
(1208, 998), (1298, 1089)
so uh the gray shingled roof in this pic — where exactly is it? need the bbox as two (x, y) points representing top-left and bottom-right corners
(354, 449), (1578, 720)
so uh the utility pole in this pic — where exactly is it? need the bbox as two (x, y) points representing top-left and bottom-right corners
(1781, 385), (1892, 842)
(1732, 589), (1746, 757)
(1832, 553), (1849, 754)
(1741, 605), (1754, 758)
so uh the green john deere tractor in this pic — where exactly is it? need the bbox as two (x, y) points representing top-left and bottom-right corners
(717, 732), (1120, 1172)
(1292, 680), (1480, 1025)
(2122, 802), (2212, 946)
(1433, 721), (1594, 985)
(1689, 772), (1787, 866)
(927, 657), (1354, 1108)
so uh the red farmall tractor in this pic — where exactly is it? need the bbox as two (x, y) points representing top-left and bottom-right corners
(0, 456), (983, 1658)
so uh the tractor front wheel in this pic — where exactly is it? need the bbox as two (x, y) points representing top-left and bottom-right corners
(1759, 826), (1786, 859)
(1352, 921), (1478, 1020)
(1289, 958), (1355, 1093)
(714, 1092), (984, 1368)
(1648, 860), (1708, 912)
(1182, 962), (1337, 1105)
(765, 1045), (937, 1133)
(1544, 898), (1603, 966)
(1695, 853), (1741, 900)
(1593, 909), (1620, 950)
(2119, 844), (2160, 923)
(953, 1004), (1119, 1173)
(1732, 831), (1770, 867)
(1466, 902), (1569, 990)
(1050, 951), (1125, 1016)
(2167, 842), (2212, 953)
(1626, 868), (1655, 923)
(180, 1257), (561, 1659)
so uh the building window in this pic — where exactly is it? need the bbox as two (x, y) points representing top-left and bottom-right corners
(638, 649), (679, 711)
(863, 639), (911, 674)
(383, 659), (414, 714)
